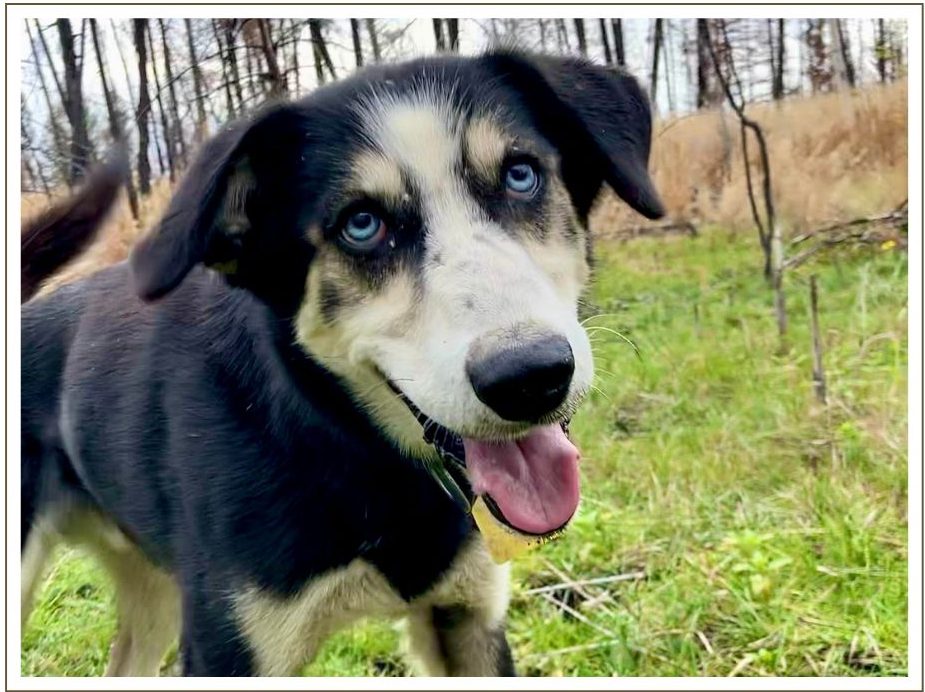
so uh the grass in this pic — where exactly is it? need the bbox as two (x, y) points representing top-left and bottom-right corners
(21, 227), (908, 677)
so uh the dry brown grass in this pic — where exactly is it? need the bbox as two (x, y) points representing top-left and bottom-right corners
(592, 80), (908, 236)
(21, 80), (908, 294)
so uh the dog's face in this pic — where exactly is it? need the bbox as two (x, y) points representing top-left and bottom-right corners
(297, 82), (596, 451)
(131, 52), (663, 538)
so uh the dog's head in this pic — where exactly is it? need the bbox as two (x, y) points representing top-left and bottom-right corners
(131, 51), (663, 538)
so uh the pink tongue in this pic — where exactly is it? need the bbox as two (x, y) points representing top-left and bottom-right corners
(463, 424), (580, 535)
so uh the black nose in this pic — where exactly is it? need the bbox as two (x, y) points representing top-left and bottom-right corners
(466, 334), (575, 422)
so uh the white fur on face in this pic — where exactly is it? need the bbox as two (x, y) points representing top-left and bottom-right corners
(296, 87), (594, 448)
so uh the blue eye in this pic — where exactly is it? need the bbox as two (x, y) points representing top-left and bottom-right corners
(504, 162), (539, 196)
(341, 211), (386, 249)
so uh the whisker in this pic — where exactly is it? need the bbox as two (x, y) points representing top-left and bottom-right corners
(580, 312), (622, 326)
(584, 326), (641, 360)
(593, 367), (620, 380)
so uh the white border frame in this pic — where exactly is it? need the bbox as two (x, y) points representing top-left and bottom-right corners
(3, 4), (922, 690)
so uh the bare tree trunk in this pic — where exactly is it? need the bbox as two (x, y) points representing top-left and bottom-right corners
(22, 155), (42, 194)
(243, 31), (261, 101)
(771, 218), (787, 340)
(537, 19), (548, 52)
(876, 19), (887, 83)
(829, 19), (856, 88)
(773, 18), (786, 99)
(309, 19), (337, 80)
(663, 19), (675, 112)
(34, 21), (66, 109)
(432, 18), (446, 51)
(890, 22), (903, 80)
(211, 20), (237, 118)
(680, 21), (695, 110)
(696, 19), (711, 108)
(146, 22), (176, 182)
(289, 20), (302, 94)
(650, 19), (664, 108)
(21, 100), (52, 194)
(312, 40), (325, 85)
(808, 275), (827, 403)
(90, 18), (139, 219)
(111, 20), (137, 106)
(184, 18), (208, 140)
(158, 20), (187, 165)
(350, 18), (364, 67)
(133, 19), (152, 195)
(806, 19), (831, 93)
(555, 19), (571, 53)
(447, 19), (459, 52)
(573, 19), (587, 56)
(224, 21), (246, 111)
(26, 20), (69, 185)
(767, 20), (778, 98)
(707, 19), (779, 283)
(598, 19), (612, 64)
(257, 18), (286, 96)
(365, 19), (381, 63)
(56, 19), (91, 183)
(611, 19), (625, 66)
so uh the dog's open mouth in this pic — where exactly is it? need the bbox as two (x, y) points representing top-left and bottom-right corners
(388, 383), (581, 538)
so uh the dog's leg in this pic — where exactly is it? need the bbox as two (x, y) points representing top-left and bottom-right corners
(180, 579), (257, 676)
(79, 527), (180, 677)
(405, 604), (516, 676)
(404, 537), (515, 676)
(102, 551), (180, 676)
(21, 523), (58, 628)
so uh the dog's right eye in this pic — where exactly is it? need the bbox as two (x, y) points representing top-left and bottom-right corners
(341, 211), (387, 251)
(503, 160), (541, 199)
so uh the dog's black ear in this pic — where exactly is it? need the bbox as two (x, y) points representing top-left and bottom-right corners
(130, 105), (303, 301)
(485, 51), (665, 220)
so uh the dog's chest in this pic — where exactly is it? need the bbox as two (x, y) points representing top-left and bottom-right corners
(233, 538), (508, 675)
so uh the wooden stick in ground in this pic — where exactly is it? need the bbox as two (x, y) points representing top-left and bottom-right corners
(540, 558), (616, 607)
(772, 222), (787, 342)
(541, 593), (618, 638)
(790, 205), (908, 246)
(521, 637), (623, 661)
(809, 275), (827, 405)
(521, 571), (646, 596)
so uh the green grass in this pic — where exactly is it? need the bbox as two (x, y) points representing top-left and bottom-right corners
(22, 229), (908, 677)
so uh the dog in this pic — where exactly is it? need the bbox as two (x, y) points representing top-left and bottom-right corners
(21, 50), (663, 676)
(21, 145), (128, 303)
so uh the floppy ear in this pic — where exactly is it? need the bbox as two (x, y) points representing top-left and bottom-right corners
(130, 105), (305, 301)
(484, 51), (665, 221)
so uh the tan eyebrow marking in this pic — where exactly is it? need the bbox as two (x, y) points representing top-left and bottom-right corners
(347, 150), (405, 202)
(464, 117), (510, 180)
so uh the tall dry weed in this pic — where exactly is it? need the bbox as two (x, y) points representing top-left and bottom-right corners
(592, 80), (908, 236)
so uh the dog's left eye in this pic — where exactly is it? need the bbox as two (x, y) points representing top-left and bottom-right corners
(341, 211), (387, 250)
(503, 162), (540, 197)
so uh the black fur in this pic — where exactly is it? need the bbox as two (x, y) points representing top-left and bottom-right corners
(22, 50), (661, 676)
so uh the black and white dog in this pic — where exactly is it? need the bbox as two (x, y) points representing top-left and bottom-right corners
(21, 50), (663, 676)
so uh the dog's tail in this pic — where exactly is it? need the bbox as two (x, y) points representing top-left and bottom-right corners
(21, 145), (130, 303)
